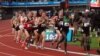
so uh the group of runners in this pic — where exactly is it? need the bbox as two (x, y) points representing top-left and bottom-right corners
(11, 8), (100, 54)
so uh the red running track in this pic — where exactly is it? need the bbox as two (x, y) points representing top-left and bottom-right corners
(0, 20), (99, 56)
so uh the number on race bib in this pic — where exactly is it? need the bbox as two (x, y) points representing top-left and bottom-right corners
(45, 29), (55, 41)
(59, 21), (63, 25)
(64, 23), (69, 26)
(49, 34), (55, 40)
(84, 23), (89, 27)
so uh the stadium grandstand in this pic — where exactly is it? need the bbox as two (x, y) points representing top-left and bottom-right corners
(0, 0), (65, 19)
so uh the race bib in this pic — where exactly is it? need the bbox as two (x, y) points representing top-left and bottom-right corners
(33, 25), (38, 27)
(19, 25), (24, 29)
(64, 22), (69, 26)
(59, 21), (63, 25)
(84, 23), (89, 27)
(41, 24), (46, 27)
(69, 27), (74, 31)
(27, 24), (32, 27)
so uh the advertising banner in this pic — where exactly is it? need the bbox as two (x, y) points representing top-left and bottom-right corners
(90, 0), (100, 7)
(69, 0), (88, 5)
(66, 28), (74, 42)
(45, 29), (56, 41)
(1, 2), (60, 7)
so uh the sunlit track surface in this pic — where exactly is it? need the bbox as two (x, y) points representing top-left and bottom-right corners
(0, 20), (99, 56)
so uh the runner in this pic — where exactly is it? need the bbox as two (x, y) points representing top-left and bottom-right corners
(80, 10), (91, 52)
(18, 11), (30, 48)
(11, 11), (21, 43)
(32, 11), (40, 48)
(11, 11), (19, 40)
(23, 11), (34, 49)
(56, 9), (70, 54)
(38, 11), (48, 49)
(49, 13), (62, 48)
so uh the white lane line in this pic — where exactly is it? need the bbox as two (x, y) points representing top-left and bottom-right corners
(0, 52), (16, 56)
(45, 47), (99, 56)
(0, 35), (14, 37)
(0, 35), (54, 56)
(31, 45), (99, 56)
(0, 35), (99, 56)
(0, 25), (11, 30)
(0, 35), (2, 37)
(4, 32), (12, 35)
(0, 29), (11, 33)
(0, 42), (54, 56)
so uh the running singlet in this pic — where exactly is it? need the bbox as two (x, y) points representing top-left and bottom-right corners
(24, 18), (33, 30)
(63, 16), (70, 27)
(57, 16), (70, 26)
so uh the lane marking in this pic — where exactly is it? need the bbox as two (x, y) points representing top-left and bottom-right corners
(0, 27), (11, 30)
(4, 32), (12, 35)
(31, 45), (99, 56)
(0, 24), (11, 29)
(0, 52), (16, 56)
(0, 29), (11, 33)
(0, 35), (99, 56)
(0, 34), (99, 56)
(0, 35), (14, 37)
(0, 42), (54, 56)
(0, 34), (54, 56)
(0, 35), (2, 37)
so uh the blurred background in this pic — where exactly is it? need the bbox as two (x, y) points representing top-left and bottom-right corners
(0, 0), (100, 19)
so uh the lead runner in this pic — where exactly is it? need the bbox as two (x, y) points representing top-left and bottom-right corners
(56, 1), (70, 54)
